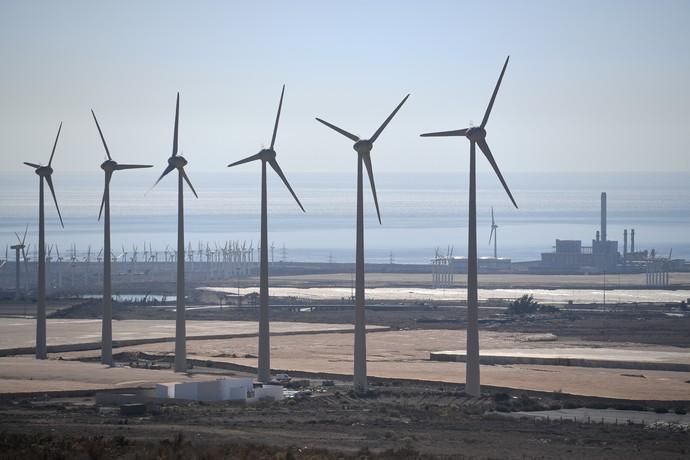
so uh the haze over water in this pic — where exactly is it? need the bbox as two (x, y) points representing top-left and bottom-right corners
(1, 171), (689, 264)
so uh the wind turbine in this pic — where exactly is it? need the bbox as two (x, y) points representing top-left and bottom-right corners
(421, 56), (517, 397)
(24, 123), (65, 359)
(92, 109), (152, 365)
(227, 85), (305, 383)
(316, 93), (409, 392)
(151, 92), (198, 372)
(489, 207), (498, 259)
(11, 225), (28, 300)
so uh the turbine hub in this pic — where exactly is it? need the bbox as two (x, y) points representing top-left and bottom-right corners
(35, 166), (53, 177)
(260, 149), (276, 161)
(353, 140), (373, 153)
(466, 127), (486, 142)
(101, 159), (117, 171)
(169, 156), (188, 168)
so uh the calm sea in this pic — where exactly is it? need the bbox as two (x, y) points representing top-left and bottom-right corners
(1, 171), (689, 264)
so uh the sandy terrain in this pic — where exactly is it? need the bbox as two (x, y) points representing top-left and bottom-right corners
(0, 357), (219, 394)
(0, 318), (387, 350)
(58, 329), (690, 400)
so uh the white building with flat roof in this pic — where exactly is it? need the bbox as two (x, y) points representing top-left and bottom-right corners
(155, 378), (283, 403)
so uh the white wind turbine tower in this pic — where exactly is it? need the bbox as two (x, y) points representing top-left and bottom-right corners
(421, 57), (517, 397)
(489, 207), (498, 259)
(316, 93), (409, 393)
(227, 85), (305, 383)
(24, 123), (65, 359)
(92, 109), (152, 365)
(151, 92), (199, 372)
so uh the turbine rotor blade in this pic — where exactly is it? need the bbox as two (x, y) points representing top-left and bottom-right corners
(98, 170), (113, 221)
(115, 164), (153, 170)
(480, 56), (510, 129)
(315, 118), (359, 142)
(48, 122), (62, 167)
(44, 175), (64, 227)
(152, 164), (175, 189)
(370, 94), (410, 143)
(24, 162), (41, 169)
(227, 152), (262, 168)
(181, 168), (198, 198)
(270, 84), (285, 150)
(91, 110), (112, 160)
(420, 128), (469, 137)
(172, 92), (180, 156)
(491, 207), (495, 225)
(268, 158), (305, 212)
(489, 226), (495, 245)
(22, 224), (28, 246)
(477, 139), (518, 209)
(362, 153), (381, 224)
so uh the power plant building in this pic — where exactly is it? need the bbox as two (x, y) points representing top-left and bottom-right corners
(540, 192), (619, 273)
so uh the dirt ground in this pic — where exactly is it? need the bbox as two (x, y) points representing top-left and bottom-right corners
(0, 318), (386, 350)
(0, 357), (221, 394)
(0, 381), (688, 459)
(54, 329), (690, 401)
(2, 274), (690, 458)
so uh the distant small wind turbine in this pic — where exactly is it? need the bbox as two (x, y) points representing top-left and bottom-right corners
(421, 57), (517, 397)
(489, 207), (498, 259)
(24, 123), (65, 359)
(227, 85), (305, 383)
(151, 92), (199, 372)
(316, 93), (409, 392)
(91, 109), (152, 365)
(11, 225), (28, 300)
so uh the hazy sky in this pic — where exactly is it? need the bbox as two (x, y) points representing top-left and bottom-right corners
(1, 0), (688, 176)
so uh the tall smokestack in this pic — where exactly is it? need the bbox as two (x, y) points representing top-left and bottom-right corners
(631, 228), (635, 253)
(623, 229), (628, 257)
(601, 192), (607, 242)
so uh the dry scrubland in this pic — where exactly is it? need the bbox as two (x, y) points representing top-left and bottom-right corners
(1, 380), (689, 459)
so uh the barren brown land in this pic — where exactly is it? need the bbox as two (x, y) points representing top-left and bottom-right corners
(0, 272), (689, 458)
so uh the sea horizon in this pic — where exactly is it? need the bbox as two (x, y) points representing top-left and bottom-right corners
(2, 170), (689, 265)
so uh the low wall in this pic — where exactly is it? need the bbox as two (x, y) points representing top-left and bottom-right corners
(429, 352), (690, 372)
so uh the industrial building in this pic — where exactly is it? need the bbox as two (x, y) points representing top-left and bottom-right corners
(155, 378), (283, 402)
(540, 193), (619, 273)
(537, 192), (683, 283)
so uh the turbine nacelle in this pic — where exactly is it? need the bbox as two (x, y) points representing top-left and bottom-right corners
(34, 165), (53, 177)
(169, 155), (188, 169)
(466, 127), (487, 142)
(353, 140), (373, 154)
(100, 159), (117, 172)
(258, 148), (277, 161)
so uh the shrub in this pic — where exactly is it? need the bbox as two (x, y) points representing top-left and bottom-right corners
(507, 294), (539, 315)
